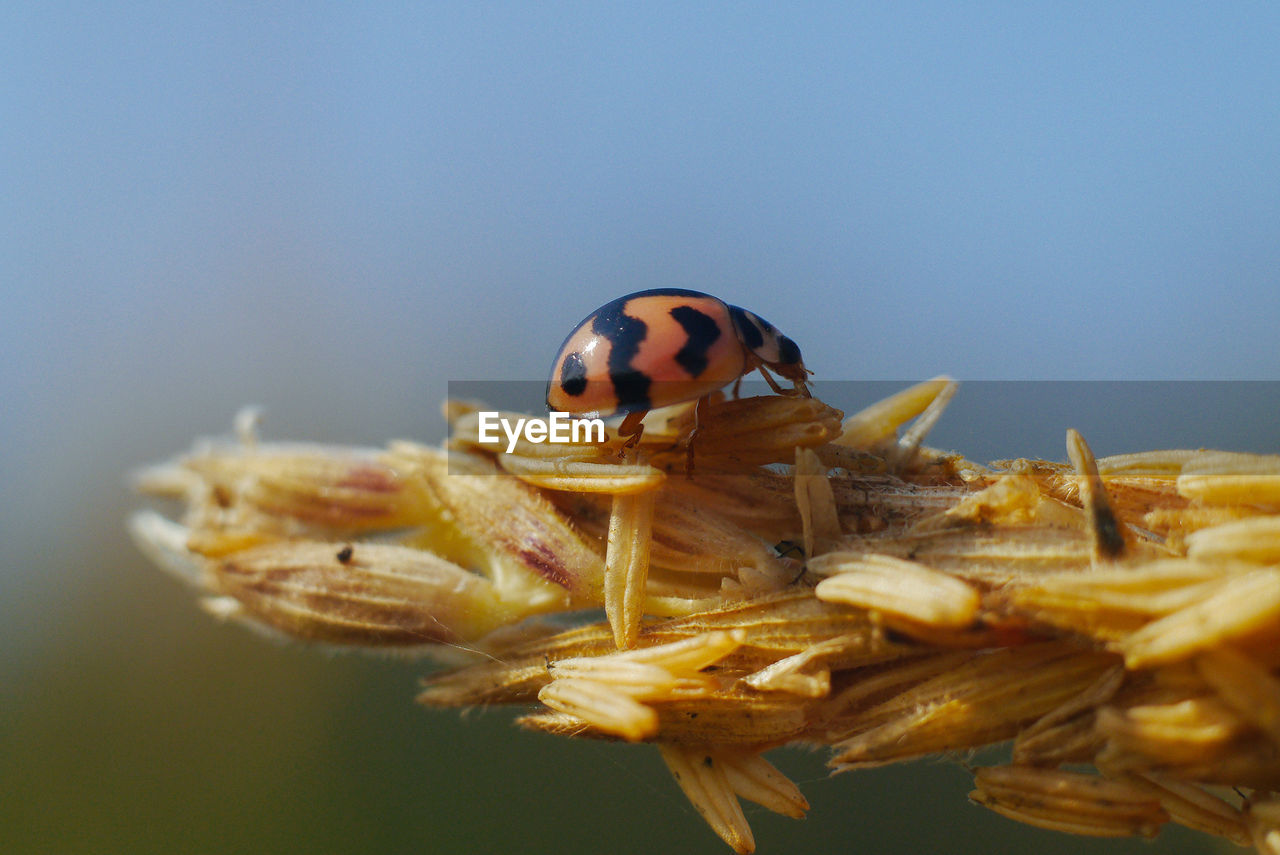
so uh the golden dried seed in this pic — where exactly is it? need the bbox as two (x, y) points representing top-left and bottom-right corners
(662, 470), (801, 538)
(891, 377), (956, 466)
(604, 490), (656, 648)
(1008, 558), (1233, 600)
(1012, 665), (1124, 764)
(1066, 429), (1127, 559)
(832, 472), (973, 532)
(201, 447), (415, 525)
(1178, 451), (1280, 506)
(652, 693), (811, 745)
(718, 751), (809, 819)
(970, 766), (1167, 838)
(834, 526), (1097, 586)
(973, 765), (1164, 816)
(795, 448), (840, 558)
(639, 592), (887, 662)
(1146, 505), (1259, 543)
(1011, 715), (1104, 766)
(969, 797), (1160, 839)
(417, 624), (617, 707)
(499, 453), (667, 494)
(1096, 449), (1200, 475)
(538, 678), (658, 741)
(1120, 567), (1280, 667)
(621, 630), (745, 673)
(392, 443), (607, 602)
(1097, 697), (1248, 765)
(1121, 696), (1246, 740)
(816, 651), (971, 736)
(129, 511), (206, 590)
(812, 553), (980, 628)
(742, 663), (829, 698)
(650, 396), (842, 470)
(830, 646), (1118, 766)
(741, 634), (869, 697)
(1098, 731), (1280, 789)
(130, 459), (207, 500)
(835, 376), (954, 449)
(1186, 517), (1280, 564)
(531, 631), (748, 740)
(1107, 772), (1249, 845)
(548, 658), (680, 692)
(548, 631), (743, 690)
(916, 473), (1046, 529)
(999, 559), (1249, 641)
(658, 744), (755, 854)
(210, 541), (539, 646)
(1195, 646), (1280, 747)
(185, 529), (280, 559)
(646, 490), (787, 584)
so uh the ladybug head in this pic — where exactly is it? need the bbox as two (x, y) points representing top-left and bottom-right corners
(728, 304), (808, 383)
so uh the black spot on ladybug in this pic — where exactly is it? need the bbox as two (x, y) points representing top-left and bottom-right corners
(777, 335), (802, 365)
(592, 297), (651, 411)
(559, 351), (588, 397)
(729, 305), (764, 351)
(669, 305), (721, 378)
(610, 368), (652, 412)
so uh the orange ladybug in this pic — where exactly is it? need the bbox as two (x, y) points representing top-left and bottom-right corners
(546, 289), (810, 436)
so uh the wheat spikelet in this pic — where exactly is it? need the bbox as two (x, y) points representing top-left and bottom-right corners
(132, 381), (1280, 852)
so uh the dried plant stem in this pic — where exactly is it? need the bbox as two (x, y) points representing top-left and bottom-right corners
(132, 381), (1280, 853)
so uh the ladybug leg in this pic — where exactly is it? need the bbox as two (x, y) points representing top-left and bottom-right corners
(681, 395), (710, 476)
(759, 366), (812, 398)
(617, 410), (646, 451)
(734, 353), (763, 399)
(757, 365), (787, 395)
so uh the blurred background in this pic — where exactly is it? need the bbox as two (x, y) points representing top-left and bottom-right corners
(3, 4), (1278, 853)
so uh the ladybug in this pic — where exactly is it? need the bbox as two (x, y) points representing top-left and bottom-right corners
(546, 288), (810, 438)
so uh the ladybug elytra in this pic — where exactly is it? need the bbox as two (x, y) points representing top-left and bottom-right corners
(546, 288), (810, 433)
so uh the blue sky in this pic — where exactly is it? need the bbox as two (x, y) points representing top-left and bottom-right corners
(6, 5), (1279, 410)
(6, 3), (1278, 499)
(2, 5), (1276, 852)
